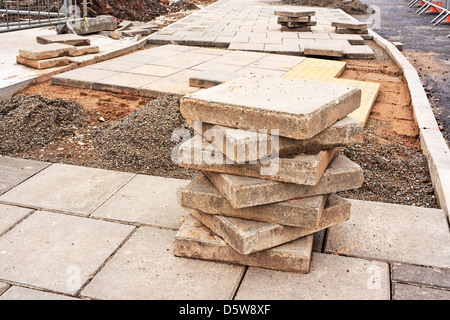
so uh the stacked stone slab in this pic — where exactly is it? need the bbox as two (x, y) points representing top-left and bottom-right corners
(331, 21), (371, 35)
(174, 75), (364, 273)
(274, 10), (317, 32)
(16, 34), (99, 69)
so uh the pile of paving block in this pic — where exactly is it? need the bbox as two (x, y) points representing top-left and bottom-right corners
(16, 34), (99, 69)
(173, 75), (365, 273)
(274, 10), (317, 32)
(332, 20), (371, 35)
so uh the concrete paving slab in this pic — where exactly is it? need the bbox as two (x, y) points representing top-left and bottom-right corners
(234, 252), (390, 300)
(184, 193), (350, 254)
(91, 174), (189, 229)
(0, 282), (9, 295)
(0, 204), (33, 236)
(204, 154), (363, 208)
(139, 69), (202, 98)
(274, 10), (316, 18)
(0, 286), (80, 300)
(16, 55), (69, 70)
(0, 210), (134, 295)
(304, 40), (344, 58)
(343, 44), (375, 60)
(178, 174), (327, 228)
(391, 263), (450, 290)
(51, 67), (118, 89)
(81, 226), (245, 299)
(92, 72), (161, 94)
(18, 43), (75, 60)
(325, 200), (450, 269)
(69, 45), (100, 57)
(180, 75), (361, 140)
(87, 60), (144, 72)
(178, 137), (338, 185)
(331, 21), (371, 30)
(174, 215), (314, 273)
(0, 156), (50, 196)
(125, 64), (183, 77)
(36, 34), (91, 46)
(189, 70), (240, 88)
(0, 163), (134, 216)
(392, 283), (450, 300)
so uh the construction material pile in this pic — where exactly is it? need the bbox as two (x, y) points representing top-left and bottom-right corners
(173, 75), (365, 273)
(332, 20), (371, 34)
(274, 9), (317, 32)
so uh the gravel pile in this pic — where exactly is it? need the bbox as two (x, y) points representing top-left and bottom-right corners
(91, 94), (197, 179)
(0, 95), (91, 155)
(338, 132), (437, 208)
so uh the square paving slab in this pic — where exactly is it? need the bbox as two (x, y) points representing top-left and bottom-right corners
(174, 215), (314, 273)
(81, 226), (245, 299)
(0, 163), (134, 216)
(0, 204), (33, 235)
(180, 75), (361, 140)
(0, 211), (134, 295)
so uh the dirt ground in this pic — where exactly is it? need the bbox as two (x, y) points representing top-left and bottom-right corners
(280, 0), (368, 14)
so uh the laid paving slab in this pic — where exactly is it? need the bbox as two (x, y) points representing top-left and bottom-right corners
(0, 286), (80, 300)
(0, 210), (134, 295)
(0, 156), (50, 196)
(189, 70), (240, 88)
(91, 174), (189, 229)
(36, 34), (91, 46)
(81, 226), (245, 299)
(303, 40), (344, 58)
(0, 163), (134, 216)
(392, 283), (450, 300)
(0, 282), (9, 295)
(331, 21), (371, 30)
(324, 199), (450, 269)
(177, 174), (327, 228)
(174, 215), (314, 273)
(0, 204), (33, 235)
(391, 263), (450, 290)
(234, 252), (390, 300)
(178, 136), (337, 185)
(51, 67), (118, 89)
(69, 45), (100, 57)
(92, 72), (160, 95)
(194, 117), (363, 163)
(204, 154), (363, 208)
(16, 55), (69, 70)
(180, 75), (361, 140)
(184, 193), (350, 254)
(18, 43), (75, 60)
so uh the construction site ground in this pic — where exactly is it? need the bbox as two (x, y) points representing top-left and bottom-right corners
(0, 0), (449, 302)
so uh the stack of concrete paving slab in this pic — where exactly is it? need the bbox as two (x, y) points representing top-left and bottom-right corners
(331, 21), (370, 35)
(16, 34), (99, 69)
(274, 10), (317, 32)
(173, 75), (365, 273)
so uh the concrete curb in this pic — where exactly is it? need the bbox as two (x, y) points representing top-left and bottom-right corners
(341, 10), (450, 220)
(0, 34), (150, 102)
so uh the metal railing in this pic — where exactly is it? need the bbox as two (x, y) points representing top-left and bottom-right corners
(0, 0), (87, 33)
(406, 0), (450, 25)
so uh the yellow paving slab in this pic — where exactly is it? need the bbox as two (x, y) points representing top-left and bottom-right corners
(330, 78), (380, 125)
(282, 58), (347, 82)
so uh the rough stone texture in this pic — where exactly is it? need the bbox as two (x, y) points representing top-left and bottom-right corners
(189, 70), (240, 88)
(16, 55), (69, 69)
(0, 204), (33, 235)
(0, 286), (79, 300)
(331, 21), (371, 30)
(391, 263), (450, 290)
(304, 40), (344, 58)
(69, 45), (100, 57)
(325, 199), (450, 269)
(180, 75), (361, 140)
(177, 174), (327, 228)
(0, 210), (134, 295)
(18, 43), (75, 60)
(392, 283), (450, 300)
(81, 226), (245, 299)
(0, 163), (134, 216)
(184, 193), (350, 254)
(36, 34), (91, 46)
(174, 215), (314, 273)
(178, 137), (338, 185)
(195, 117), (363, 163)
(73, 15), (118, 35)
(234, 253), (390, 300)
(91, 174), (189, 229)
(0, 156), (50, 196)
(204, 154), (363, 208)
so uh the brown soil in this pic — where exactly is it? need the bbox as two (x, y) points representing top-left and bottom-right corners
(281, 0), (368, 15)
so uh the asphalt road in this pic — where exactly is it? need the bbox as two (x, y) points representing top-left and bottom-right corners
(355, 0), (450, 145)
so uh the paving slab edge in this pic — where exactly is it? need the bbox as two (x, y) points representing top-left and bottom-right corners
(340, 10), (450, 220)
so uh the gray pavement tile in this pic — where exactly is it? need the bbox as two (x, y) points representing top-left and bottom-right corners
(234, 252), (390, 300)
(0, 164), (135, 216)
(0, 286), (80, 300)
(325, 199), (450, 269)
(51, 67), (118, 89)
(0, 204), (33, 235)
(92, 72), (161, 94)
(91, 174), (189, 229)
(392, 282), (450, 300)
(391, 263), (450, 290)
(0, 156), (50, 196)
(81, 226), (245, 300)
(0, 210), (134, 295)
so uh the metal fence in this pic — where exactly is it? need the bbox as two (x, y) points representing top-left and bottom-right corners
(0, 0), (87, 33)
(406, 0), (450, 25)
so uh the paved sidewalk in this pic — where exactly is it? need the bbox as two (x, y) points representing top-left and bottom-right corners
(0, 156), (449, 300)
